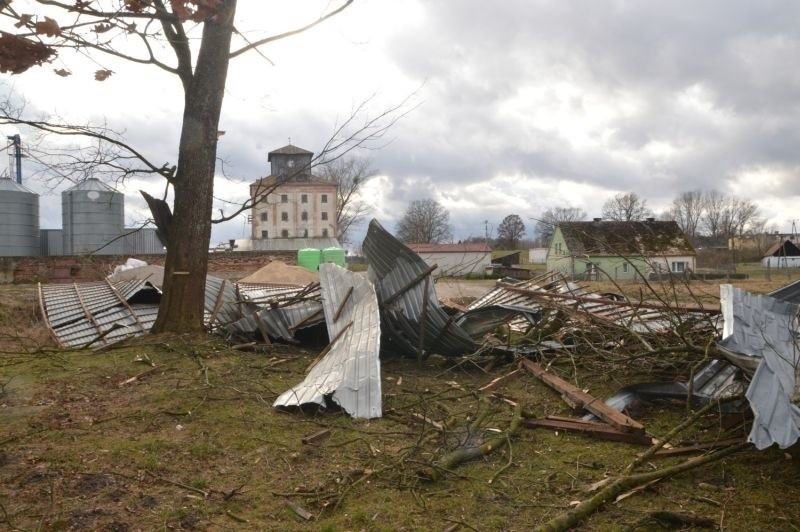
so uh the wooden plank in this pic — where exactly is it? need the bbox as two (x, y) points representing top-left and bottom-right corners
(332, 286), (354, 323)
(522, 417), (653, 445)
(37, 283), (63, 348)
(206, 279), (227, 328)
(382, 264), (437, 306)
(520, 359), (645, 434)
(252, 312), (273, 346)
(479, 368), (524, 393)
(104, 278), (147, 333)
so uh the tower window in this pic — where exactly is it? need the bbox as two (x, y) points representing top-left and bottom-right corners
(281, 229), (289, 238)
(281, 194), (288, 203)
(261, 230), (268, 238)
(260, 212), (268, 221)
(322, 228), (329, 237)
(301, 194), (308, 204)
(321, 212), (328, 221)
(321, 194), (328, 203)
(301, 211), (308, 221)
(281, 212), (288, 221)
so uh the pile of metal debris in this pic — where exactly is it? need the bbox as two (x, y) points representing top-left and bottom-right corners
(37, 219), (800, 450)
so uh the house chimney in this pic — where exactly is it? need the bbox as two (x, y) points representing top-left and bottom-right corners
(593, 217), (602, 222)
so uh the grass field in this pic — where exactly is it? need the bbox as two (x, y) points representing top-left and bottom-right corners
(1, 280), (800, 530)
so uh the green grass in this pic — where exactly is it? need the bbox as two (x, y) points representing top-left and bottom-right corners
(1, 288), (800, 530)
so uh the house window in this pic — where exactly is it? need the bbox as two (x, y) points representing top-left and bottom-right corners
(322, 228), (329, 237)
(301, 194), (308, 204)
(281, 194), (288, 203)
(281, 212), (288, 222)
(260, 212), (268, 221)
(281, 229), (289, 238)
(671, 261), (686, 273)
(622, 263), (628, 273)
(321, 194), (328, 203)
(321, 211), (328, 221)
(301, 211), (308, 221)
(261, 230), (268, 238)
(303, 229), (308, 237)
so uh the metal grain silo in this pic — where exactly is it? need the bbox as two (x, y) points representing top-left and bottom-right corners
(0, 177), (39, 256)
(62, 178), (124, 255)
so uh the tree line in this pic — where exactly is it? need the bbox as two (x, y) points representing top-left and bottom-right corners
(392, 190), (766, 250)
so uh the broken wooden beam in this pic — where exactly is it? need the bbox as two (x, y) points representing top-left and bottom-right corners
(520, 359), (645, 434)
(479, 368), (524, 394)
(382, 263), (437, 306)
(522, 416), (653, 445)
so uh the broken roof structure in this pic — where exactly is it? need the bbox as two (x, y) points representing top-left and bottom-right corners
(362, 219), (478, 358)
(719, 284), (800, 449)
(555, 220), (695, 256)
(274, 263), (382, 418)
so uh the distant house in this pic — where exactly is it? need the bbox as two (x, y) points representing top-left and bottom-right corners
(762, 238), (800, 268)
(407, 242), (492, 277)
(546, 219), (696, 281)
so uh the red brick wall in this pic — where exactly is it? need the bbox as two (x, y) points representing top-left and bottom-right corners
(0, 251), (296, 284)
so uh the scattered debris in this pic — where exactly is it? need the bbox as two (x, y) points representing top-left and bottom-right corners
(718, 284), (800, 449)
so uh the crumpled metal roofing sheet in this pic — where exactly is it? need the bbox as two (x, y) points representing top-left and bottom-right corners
(225, 300), (324, 341)
(362, 219), (477, 357)
(719, 284), (800, 449)
(39, 279), (159, 348)
(274, 263), (382, 418)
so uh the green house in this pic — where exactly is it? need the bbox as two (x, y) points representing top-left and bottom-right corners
(546, 219), (696, 281)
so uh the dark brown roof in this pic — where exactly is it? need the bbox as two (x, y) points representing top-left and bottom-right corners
(557, 220), (695, 256)
(763, 239), (800, 258)
(267, 144), (313, 161)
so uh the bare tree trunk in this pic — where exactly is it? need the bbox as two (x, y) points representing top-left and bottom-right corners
(151, 2), (237, 333)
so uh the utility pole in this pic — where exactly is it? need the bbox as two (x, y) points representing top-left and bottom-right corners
(6, 134), (22, 184)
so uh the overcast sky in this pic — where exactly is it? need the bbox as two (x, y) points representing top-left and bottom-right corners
(3, 0), (800, 248)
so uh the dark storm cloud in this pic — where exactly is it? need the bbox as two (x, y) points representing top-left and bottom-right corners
(375, 0), (800, 212)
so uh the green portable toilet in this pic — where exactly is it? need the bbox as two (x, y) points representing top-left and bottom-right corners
(322, 247), (346, 267)
(297, 248), (321, 272)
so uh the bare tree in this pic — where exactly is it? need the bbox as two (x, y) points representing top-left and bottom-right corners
(395, 199), (453, 244)
(700, 189), (726, 242)
(0, 1), (355, 333)
(700, 190), (760, 245)
(601, 192), (652, 221)
(496, 214), (525, 249)
(668, 190), (703, 243)
(535, 207), (586, 245)
(317, 156), (377, 245)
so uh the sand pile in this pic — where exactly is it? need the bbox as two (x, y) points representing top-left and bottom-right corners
(238, 260), (319, 286)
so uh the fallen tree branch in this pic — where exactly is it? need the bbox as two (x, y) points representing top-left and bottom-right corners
(422, 402), (523, 481)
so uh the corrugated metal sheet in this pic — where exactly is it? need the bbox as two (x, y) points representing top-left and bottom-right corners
(123, 227), (165, 255)
(40, 229), (63, 256)
(769, 279), (800, 304)
(274, 263), (382, 418)
(39, 279), (158, 347)
(225, 282), (324, 340)
(362, 219), (478, 357)
(719, 284), (800, 449)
